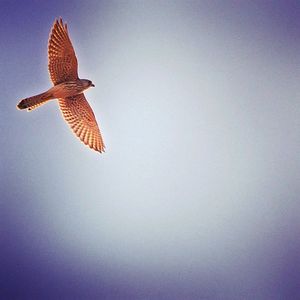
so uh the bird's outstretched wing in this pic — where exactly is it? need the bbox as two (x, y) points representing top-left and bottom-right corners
(59, 93), (105, 153)
(48, 18), (78, 85)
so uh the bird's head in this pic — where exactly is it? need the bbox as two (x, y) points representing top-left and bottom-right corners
(81, 79), (95, 89)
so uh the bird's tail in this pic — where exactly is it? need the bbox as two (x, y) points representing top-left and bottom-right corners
(17, 91), (54, 111)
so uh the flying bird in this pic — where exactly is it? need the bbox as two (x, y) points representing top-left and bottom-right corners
(17, 18), (105, 153)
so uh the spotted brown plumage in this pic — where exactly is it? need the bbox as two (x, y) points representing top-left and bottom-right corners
(48, 18), (78, 85)
(17, 18), (105, 153)
(59, 94), (105, 153)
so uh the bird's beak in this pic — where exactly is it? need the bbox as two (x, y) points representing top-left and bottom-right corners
(91, 83), (95, 87)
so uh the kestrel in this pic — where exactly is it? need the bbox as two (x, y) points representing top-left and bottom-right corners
(17, 18), (105, 153)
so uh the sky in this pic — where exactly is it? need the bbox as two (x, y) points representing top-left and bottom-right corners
(1, 0), (300, 299)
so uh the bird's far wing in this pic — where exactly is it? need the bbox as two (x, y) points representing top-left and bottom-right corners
(48, 18), (78, 85)
(59, 93), (105, 153)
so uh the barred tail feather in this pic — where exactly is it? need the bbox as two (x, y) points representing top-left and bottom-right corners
(17, 91), (53, 111)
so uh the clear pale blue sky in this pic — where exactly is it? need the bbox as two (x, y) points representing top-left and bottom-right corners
(1, 1), (300, 299)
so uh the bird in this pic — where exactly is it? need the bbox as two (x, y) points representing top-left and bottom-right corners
(17, 18), (105, 153)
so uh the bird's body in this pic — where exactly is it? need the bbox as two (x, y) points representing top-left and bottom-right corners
(17, 18), (105, 153)
(50, 79), (94, 99)
(18, 80), (93, 110)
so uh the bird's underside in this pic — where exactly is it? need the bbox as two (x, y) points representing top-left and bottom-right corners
(17, 18), (105, 153)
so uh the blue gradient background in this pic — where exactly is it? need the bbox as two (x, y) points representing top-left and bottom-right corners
(1, 1), (300, 299)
